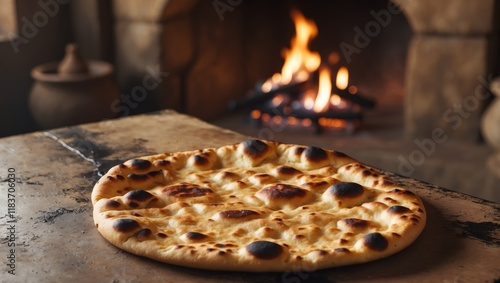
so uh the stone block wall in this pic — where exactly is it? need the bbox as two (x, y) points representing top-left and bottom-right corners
(395, 0), (500, 142)
(112, 0), (287, 120)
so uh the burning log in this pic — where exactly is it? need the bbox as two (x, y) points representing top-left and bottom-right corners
(334, 89), (376, 109)
(256, 104), (362, 121)
(228, 81), (375, 111)
(227, 80), (309, 111)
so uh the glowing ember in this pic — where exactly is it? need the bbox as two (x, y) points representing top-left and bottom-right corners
(250, 109), (261, 119)
(348, 85), (358, 94)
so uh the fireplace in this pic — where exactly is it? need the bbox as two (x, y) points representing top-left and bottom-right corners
(112, 1), (409, 127)
(226, 9), (380, 135)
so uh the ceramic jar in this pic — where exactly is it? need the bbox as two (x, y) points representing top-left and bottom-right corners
(481, 76), (500, 178)
(29, 44), (120, 129)
(482, 77), (500, 149)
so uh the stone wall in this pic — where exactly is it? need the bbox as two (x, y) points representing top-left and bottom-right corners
(112, 0), (288, 120)
(395, 0), (500, 142)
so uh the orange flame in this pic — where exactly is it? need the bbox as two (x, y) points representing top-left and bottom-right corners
(309, 66), (351, 111)
(263, 10), (320, 89)
(336, 66), (349, 90)
(313, 67), (332, 112)
(281, 10), (321, 84)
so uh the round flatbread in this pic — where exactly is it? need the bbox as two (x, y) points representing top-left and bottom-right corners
(91, 139), (426, 272)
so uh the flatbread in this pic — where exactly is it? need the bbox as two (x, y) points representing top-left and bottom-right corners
(91, 139), (426, 272)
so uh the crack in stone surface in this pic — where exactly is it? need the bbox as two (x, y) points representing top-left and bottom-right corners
(38, 207), (87, 223)
(43, 131), (103, 177)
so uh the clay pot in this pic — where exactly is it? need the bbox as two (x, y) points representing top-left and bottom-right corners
(481, 77), (500, 150)
(29, 44), (120, 129)
(481, 76), (500, 177)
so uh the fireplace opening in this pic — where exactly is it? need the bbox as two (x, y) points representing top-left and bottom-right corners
(205, 0), (411, 137)
(229, 7), (387, 134)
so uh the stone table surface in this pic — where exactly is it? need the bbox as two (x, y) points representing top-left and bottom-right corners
(0, 110), (499, 283)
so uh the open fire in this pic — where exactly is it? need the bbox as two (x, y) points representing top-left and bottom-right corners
(229, 9), (375, 134)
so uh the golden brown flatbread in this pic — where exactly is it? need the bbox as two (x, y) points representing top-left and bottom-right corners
(91, 139), (426, 272)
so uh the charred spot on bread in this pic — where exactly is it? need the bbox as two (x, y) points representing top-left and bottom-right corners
(334, 248), (351, 253)
(246, 241), (283, 259)
(217, 171), (239, 180)
(185, 231), (208, 240)
(135, 228), (152, 240)
(258, 184), (307, 199)
(304, 146), (328, 162)
(127, 171), (162, 181)
(113, 219), (140, 233)
(194, 154), (209, 166)
(276, 166), (301, 176)
(387, 205), (412, 214)
(163, 184), (214, 198)
(128, 173), (148, 181)
(130, 159), (152, 170)
(363, 233), (388, 251)
(340, 218), (371, 229)
(219, 210), (260, 219)
(242, 139), (268, 159)
(294, 147), (305, 156)
(125, 190), (155, 202)
(154, 160), (170, 167)
(328, 182), (364, 198)
(106, 200), (121, 208)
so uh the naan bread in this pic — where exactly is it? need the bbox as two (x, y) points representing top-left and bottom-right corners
(91, 139), (426, 272)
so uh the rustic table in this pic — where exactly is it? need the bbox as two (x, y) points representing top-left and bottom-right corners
(0, 110), (499, 282)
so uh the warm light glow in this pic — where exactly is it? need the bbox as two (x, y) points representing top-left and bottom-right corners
(319, 118), (346, 128)
(328, 52), (340, 65)
(313, 67), (332, 113)
(303, 89), (316, 110)
(348, 85), (357, 94)
(272, 115), (283, 124)
(261, 9), (322, 92)
(281, 9), (321, 84)
(262, 113), (271, 123)
(261, 81), (273, 92)
(250, 109), (261, 119)
(263, 9), (320, 88)
(330, 94), (341, 106)
(302, 118), (312, 127)
(304, 97), (314, 110)
(335, 66), (349, 90)
(296, 70), (309, 82)
(287, 116), (298, 125)
(272, 73), (282, 81)
(272, 94), (285, 106)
